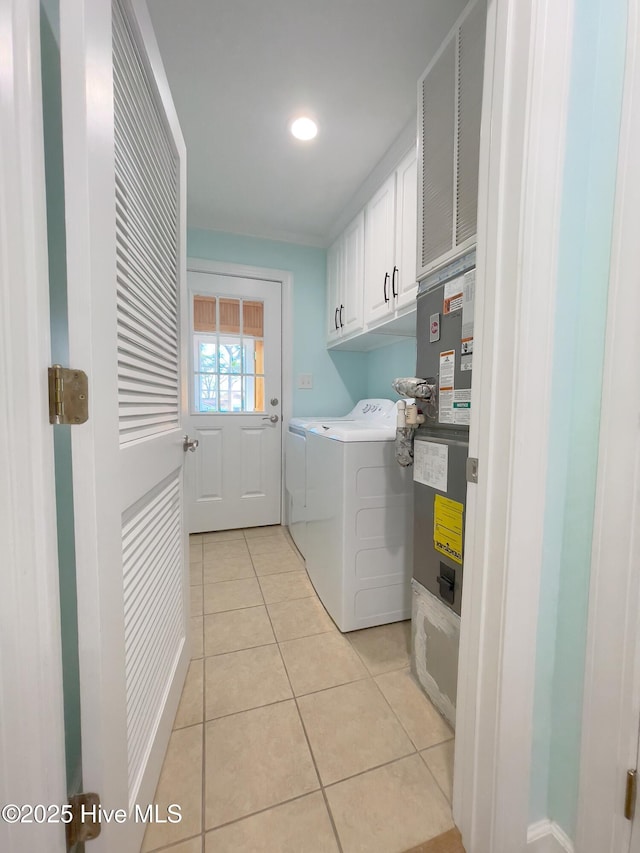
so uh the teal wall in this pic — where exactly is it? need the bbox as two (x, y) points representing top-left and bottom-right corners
(530, 0), (627, 837)
(366, 338), (416, 399)
(187, 229), (369, 416)
(40, 0), (83, 803)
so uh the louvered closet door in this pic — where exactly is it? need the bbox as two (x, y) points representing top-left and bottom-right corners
(59, 1), (188, 851)
(114, 0), (189, 827)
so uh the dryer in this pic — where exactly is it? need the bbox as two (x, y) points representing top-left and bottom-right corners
(305, 407), (413, 632)
(285, 399), (396, 556)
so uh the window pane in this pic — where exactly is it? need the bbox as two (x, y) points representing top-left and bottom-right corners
(243, 300), (264, 336)
(242, 339), (256, 373)
(194, 296), (216, 332)
(218, 374), (230, 412)
(219, 298), (240, 334)
(219, 338), (242, 374)
(230, 376), (242, 412)
(197, 373), (217, 412)
(255, 376), (265, 412)
(197, 338), (217, 373)
(243, 376), (256, 412)
(255, 340), (264, 374)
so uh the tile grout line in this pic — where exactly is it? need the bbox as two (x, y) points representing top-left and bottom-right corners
(368, 671), (424, 756)
(417, 746), (454, 807)
(261, 580), (345, 853)
(150, 830), (203, 853)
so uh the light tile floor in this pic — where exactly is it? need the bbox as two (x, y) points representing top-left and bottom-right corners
(143, 526), (455, 853)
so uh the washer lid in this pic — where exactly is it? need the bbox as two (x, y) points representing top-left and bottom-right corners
(288, 415), (350, 435)
(288, 399), (396, 435)
(308, 422), (396, 442)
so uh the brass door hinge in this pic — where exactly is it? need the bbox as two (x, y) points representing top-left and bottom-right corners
(48, 365), (88, 425)
(625, 769), (637, 821)
(66, 792), (101, 846)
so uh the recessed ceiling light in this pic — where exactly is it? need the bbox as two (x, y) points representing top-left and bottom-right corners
(290, 116), (318, 141)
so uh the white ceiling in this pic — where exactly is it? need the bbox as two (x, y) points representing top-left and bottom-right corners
(147, 0), (467, 247)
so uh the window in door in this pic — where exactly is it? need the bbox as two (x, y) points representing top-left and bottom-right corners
(193, 295), (265, 413)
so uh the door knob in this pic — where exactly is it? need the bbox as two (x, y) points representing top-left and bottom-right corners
(262, 414), (279, 424)
(183, 435), (199, 452)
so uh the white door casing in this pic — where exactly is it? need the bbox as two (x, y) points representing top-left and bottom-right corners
(0, 1), (67, 850)
(186, 270), (282, 532)
(454, 0), (575, 849)
(59, 1), (188, 850)
(576, 0), (640, 848)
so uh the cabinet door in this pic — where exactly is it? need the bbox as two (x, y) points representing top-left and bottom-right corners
(394, 149), (419, 309)
(341, 210), (364, 336)
(456, 0), (486, 246)
(364, 172), (396, 325)
(326, 237), (342, 343)
(418, 33), (456, 277)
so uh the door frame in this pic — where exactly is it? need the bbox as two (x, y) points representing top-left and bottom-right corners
(575, 0), (640, 848)
(0, 1), (67, 851)
(454, 0), (575, 849)
(186, 257), (294, 525)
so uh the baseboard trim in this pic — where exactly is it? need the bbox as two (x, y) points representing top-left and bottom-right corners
(527, 820), (574, 853)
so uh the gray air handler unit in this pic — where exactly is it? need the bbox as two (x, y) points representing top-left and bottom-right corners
(411, 251), (475, 727)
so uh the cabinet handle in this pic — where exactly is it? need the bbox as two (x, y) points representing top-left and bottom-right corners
(392, 266), (398, 298)
(334, 307), (339, 330)
(383, 272), (390, 303)
(339, 304), (344, 327)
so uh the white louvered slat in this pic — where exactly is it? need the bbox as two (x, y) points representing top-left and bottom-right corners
(421, 37), (456, 268)
(113, 0), (179, 445)
(122, 473), (183, 800)
(456, 0), (487, 246)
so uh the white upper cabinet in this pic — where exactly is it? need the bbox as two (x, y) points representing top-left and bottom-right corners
(342, 210), (365, 336)
(326, 237), (341, 343)
(326, 210), (364, 342)
(364, 172), (397, 325)
(394, 150), (419, 309)
(418, 0), (486, 279)
(363, 148), (418, 326)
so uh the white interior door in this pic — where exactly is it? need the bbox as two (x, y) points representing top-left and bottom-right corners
(60, 1), (188, 850)
(186, 270), (282, 532)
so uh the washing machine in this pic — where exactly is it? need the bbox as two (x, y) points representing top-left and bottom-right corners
(305, 407), (413, 632)
(285, 399), (396, 556)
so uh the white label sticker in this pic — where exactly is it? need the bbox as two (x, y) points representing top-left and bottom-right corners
(461, 270), (476, 339)
(461, 354), (473, 372)
(414, 441), (449, 491)
(439, 350), (455, 389)
(439, 350), (456, 424)
(443, 276), (464, 314)
(439, 390), (454, 424)
(452, 389), (471, 425)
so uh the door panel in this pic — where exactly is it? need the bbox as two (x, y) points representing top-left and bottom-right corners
(364, 172), (396, 324)
(395, 150), (419, 309)
(59, 1), (189, 850)
(186, 271), (282, 532)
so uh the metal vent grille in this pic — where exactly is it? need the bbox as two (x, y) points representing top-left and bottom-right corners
(421, 38), (456, 268)
(113, 0), (179, 445)
(456, 0), (486, 245)
(122, 472), (183, 802)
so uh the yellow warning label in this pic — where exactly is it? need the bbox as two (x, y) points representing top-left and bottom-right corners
(434, 495), (464, 565)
